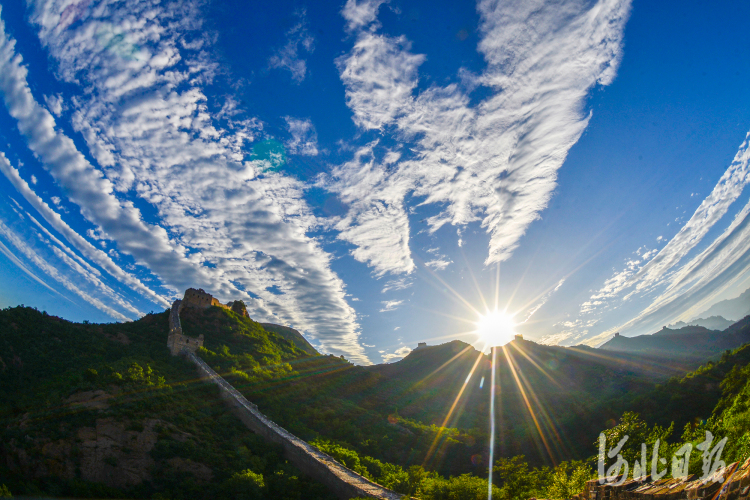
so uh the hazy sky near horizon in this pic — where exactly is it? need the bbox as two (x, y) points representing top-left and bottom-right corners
(1, 0), (750, 364)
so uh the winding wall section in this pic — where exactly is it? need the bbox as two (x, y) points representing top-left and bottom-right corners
(186, 352), (403, 500)
(168, 300), (401, 499)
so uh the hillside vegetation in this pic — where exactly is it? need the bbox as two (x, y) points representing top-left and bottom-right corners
(0, 305), (331, 500)
(1, 304), (750, 499)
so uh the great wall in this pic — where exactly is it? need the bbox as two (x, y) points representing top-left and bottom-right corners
(167, 288), (403, 500)
(168, 288), (750, 500)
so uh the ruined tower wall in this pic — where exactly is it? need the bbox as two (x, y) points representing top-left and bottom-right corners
(167, 300), (204, 356)
(183, 288), (229, 311)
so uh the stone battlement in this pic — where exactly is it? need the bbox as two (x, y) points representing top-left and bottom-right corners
(183, 288), (229, 310)
(182, 288), (248, 317)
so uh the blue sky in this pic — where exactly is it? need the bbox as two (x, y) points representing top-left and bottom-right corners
(1, 0), (750, 364)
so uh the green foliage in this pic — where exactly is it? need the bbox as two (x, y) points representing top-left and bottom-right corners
(543, 461), (594, 500)
(419, 473), (498, 500)
(0, 306), (333, 500)
(223, 469), (265, 500)
(0, 484), (10, 498)
(3, 304), (750, 500)
(493, 456), (541, 500)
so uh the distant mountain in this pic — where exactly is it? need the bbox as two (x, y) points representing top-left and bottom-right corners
(695, 287), (750, 321)
(259, 323), (318, 356)
(668, 315), (734, 331)
(599, 321), (750, 361)
(362, 337), (698, 463)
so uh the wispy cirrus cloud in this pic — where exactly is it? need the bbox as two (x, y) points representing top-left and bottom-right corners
(0, 217), (130, 321)
(268, 10), (315, 83)
(328, 0), (632, 276)
(284, 117), (319, 156)
(0, 151), (170, 308)
(565, 132), (750, 346)
(381, 276), (413, 293)
(380, 299), (403, 312)
(341, 0), (388, 32)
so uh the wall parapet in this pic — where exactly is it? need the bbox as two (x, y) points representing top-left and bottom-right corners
(169, 300), (183, 335)
(185, 351), (403, 500)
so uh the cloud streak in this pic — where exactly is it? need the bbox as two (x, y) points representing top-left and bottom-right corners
(566, 131), (750, 345)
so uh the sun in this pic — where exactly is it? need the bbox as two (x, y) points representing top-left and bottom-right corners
(475, 310), (517, 347)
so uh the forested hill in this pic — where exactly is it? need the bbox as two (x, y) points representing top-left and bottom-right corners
(0, 305), (331, 500)
(260, 323), (318, 356)
(2, 303), (750, 499)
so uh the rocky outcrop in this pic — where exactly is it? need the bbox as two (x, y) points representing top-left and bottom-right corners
(65, 389), (114, 410)
(76, 418), (160, 488)
(2, 414), (211, 490)
(230, 300), (249, 318)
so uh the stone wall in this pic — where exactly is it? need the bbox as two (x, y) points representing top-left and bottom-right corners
(183, 288), (230, 312)
(167, 300), (204, 356)
(185, 352), (403, 500)
(565, 459), (750, 500)
(169, 300), (183, 335)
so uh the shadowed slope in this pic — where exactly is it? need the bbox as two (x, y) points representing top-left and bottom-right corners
(260, 323), (319, 356)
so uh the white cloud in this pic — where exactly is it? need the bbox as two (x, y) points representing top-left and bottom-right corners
(381, 276), (413, 293)
(284, 117), (318, 156)
(522, 277), (566, 323)
(341, 0), (388, 32)
(328, 143), (415, 275)
(329, 0), (631, 275)
(381, 345), (411, 363)
(558, 131), (750, 345)
(0, 151), (171, 308)
(268, 10), (314, 83)
(0, 219), (130, 320)
(336, 33), (425, 130)
(581, 132), (750, 317)
(425, 258), (452, 271)
(9, 0), (369, 363)
(44, 93), (63, 116)
(380, 299), (403, 312)
(0, 235), (59, 295)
